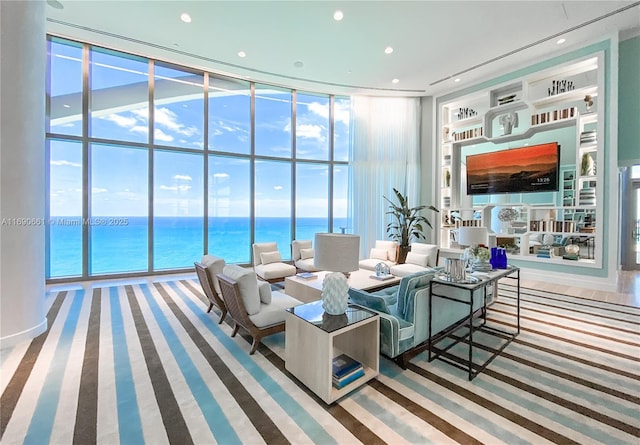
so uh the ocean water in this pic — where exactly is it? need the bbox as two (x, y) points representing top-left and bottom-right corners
(48, 216), (348, 278)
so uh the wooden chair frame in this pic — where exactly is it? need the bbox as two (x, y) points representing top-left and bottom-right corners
(194, 262), (227, 324)
(216, 273), (285, 354)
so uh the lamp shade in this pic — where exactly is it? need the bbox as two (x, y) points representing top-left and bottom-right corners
(458, 226), (488, 247)
(314, 233), (360, 272)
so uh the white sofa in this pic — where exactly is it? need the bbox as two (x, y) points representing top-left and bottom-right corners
(390, 242), (439, 277)
(291, 239), (320, 272)
(359, 240), (398, 271)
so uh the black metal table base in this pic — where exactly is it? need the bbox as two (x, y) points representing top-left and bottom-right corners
(428, 267), (520, 381)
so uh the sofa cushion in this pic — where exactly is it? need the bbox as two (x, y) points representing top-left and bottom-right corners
(370, 247), (388, 260)
(406, 252), (428, 267)
(359, 258), (394, 271)
(295, 258), (320, 272)
(300, 248), (314, 260)
(410, 243), (439, 267)
(375, 240), (398, 262)
(258, 280), (272, 304)
(201, 254), (225, 295)
(348, 288), (391, 314)
(248, 291), (302, 327)
(260, 250), (282, 265)
(222, 265), (261, 315)
(390, 263), (432, 277)
(396, 270), (436, 319)
(254, 262), (297, 280)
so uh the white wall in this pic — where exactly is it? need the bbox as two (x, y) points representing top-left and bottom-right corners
(0, 0), (47, 347)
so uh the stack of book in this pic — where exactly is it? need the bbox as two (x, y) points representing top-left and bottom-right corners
(332, 354), (364, 389)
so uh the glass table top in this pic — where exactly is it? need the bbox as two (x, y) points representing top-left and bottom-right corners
(287, 300), (377, 333)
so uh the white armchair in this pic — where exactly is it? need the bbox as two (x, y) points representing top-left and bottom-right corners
(291, 240), (320, 272)
(359, 240), (398, 271)
(252, 242), (297, 283)
(390, 243), (439, 277)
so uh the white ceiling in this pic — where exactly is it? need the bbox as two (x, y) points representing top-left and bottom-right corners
(45, 1), (640, 97)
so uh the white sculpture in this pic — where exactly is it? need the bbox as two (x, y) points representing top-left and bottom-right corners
(499, 111), (519, 135)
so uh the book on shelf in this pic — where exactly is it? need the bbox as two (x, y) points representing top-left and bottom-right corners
(296, 272), (317, 280)
(332, 367), (365, 389)
(332, 353), (362, 379)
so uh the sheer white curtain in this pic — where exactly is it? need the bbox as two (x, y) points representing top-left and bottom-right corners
(349, 96), (421, 257)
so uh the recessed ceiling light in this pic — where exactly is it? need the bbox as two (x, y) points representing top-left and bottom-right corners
(454, 78), (461, 83)
(180, 13), (192, 23)
(63, 104), (70, 108)
(392, 78), (399, 84)
(294, 61), (304, 68)
(384, 46), (394, 54)
(238, 51), (246, 58)
(333, 10), (344, 21)
(557, 38), (566, 44)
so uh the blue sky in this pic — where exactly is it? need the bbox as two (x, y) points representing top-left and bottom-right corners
(48, 41), (350, 218)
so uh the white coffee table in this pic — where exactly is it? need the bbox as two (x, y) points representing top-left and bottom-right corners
(284, 269), (400, 303)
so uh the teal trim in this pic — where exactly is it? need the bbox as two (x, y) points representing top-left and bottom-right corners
(618, 36), (640, 165)
(438, 38), (614, 277)
(437, 39), (610, 105)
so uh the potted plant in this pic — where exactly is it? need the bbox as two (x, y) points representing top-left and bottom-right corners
(384, 188), (439, 264)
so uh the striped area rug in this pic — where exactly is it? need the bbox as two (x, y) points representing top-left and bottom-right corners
(1, 279), (638, 444)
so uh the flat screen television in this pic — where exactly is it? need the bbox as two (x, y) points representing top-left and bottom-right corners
(466, 142), (560, 195)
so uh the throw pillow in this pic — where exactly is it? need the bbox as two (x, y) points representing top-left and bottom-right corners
(260, 250), (281, 265)
(370, 248), (388, 261)
(348, 288), (390, 314)
(222, 264), (261, 315)
(406, 251), (429, 267)
(300, 248), (314, 260)
(257, 280), (272, 304)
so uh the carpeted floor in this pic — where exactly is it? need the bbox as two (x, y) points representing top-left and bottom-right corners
(1, 279), (638, 444)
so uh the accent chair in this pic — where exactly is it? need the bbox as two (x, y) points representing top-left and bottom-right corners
(217, 265), (302, 354)
(252, 242), (297, 283)
(194, 254), (227, 323)
(291, 239), (320, 272)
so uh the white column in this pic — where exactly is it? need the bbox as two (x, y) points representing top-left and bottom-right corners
(0, 0), (47, 347)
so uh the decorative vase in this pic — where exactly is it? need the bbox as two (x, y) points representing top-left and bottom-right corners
(375, 262), (390, 277)
(321, 272), (349, 315)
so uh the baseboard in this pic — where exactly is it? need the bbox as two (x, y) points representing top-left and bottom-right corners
(0, 318), (47, 349)
(519, 267), (617, 293)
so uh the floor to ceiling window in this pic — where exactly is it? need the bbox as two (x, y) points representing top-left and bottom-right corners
(46, 36), (352, 280)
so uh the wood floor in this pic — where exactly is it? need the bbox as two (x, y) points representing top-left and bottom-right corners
(520, 269), (640, 307)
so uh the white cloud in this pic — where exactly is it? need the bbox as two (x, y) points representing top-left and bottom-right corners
(99, 114), (137, 128)
(212, 173), (229, 179)
(273, 185), (283, 190)
(212, 129), (224, 136)
(297, 124), (325, 141)
(155, 107), (198, 136)
(50, 160), (81, 168)
(173, 174), (192, 181)
(92, 187), (108, 194)
(130, 125), (148, 135)
(160, 184), (192, 192)
(308, 101), (329, 119)
(154, 128), (174, 142)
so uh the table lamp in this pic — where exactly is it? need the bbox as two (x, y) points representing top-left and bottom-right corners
(314, 233), (360, 315)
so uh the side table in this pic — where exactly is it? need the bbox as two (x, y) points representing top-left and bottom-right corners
(428, 266), (520, 380)
(285, 301), (379, 404)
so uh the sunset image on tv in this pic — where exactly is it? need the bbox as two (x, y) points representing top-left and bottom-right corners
(466, 142), (559, 195)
